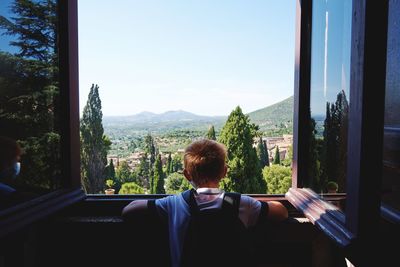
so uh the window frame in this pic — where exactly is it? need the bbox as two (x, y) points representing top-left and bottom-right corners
(0, 0), (85, 239)
(288, 0), (398, 257)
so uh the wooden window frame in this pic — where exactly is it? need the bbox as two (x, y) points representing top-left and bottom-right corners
(288, 0), (398, 256)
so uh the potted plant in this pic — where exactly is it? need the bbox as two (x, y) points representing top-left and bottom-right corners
(326, 181), (338, 193)
(105, 179), (115, 195)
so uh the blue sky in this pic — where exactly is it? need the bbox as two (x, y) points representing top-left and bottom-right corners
(79, 0), (296, 116)
(0, 0), (18, 54)
(310, 0), (351, 117)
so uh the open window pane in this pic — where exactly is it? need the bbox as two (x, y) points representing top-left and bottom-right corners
(0, 0), (62, 210)
(382, 0), (400, 212)
(78, 0), (296, 195)
(308, 0), (352, 207)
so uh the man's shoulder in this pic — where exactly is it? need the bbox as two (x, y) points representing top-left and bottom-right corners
(239, 194), (260, 205)
(155, 193), (188, 211)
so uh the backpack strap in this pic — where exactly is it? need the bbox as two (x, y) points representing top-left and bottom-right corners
(182, 189), (241, 217)
(222, 192), (241, 218)
(147, 199), (157, 213)
(181, 189), (200, 216)
(257, 201), (269, 224)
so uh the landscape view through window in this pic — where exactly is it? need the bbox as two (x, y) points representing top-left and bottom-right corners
(78, 0), (296, 195)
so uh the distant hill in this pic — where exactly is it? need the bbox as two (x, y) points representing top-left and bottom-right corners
(103, 96), (294, 134)
(247, 96), (294, 131)
(104, 110), (225, 125)
(103, 110), (226, 133)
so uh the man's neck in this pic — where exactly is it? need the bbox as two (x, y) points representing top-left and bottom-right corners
(196, 181), (220, 188)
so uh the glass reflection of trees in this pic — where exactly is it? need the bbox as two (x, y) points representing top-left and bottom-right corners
(307, 90), (348, 194)
(0, 0), (61, 208)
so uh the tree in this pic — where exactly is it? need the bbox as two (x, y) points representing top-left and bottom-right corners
(281, 145), (292, 167)
(145, 133), (156, 190)
(0, 1), (62, 191)
(257, 137), (269, 168)
(165, 153), (172, 176)
(334, 90), (349, 192)
(322, 102), (337, 188)
(80, 84), (109, 193)
(145, 133), (156, 166)
(305, 113), (321, 190)
(165, 172), (189, 194)
(262, 165), (292, 194)
(206, 125), (216, 140)
(104, 159), (116, 180)
(263, 141), (270, 167)
(152, 154), (165, 194)
(115, 161), (132, 184)
(0, 0), (58, 62)
(320, 90), (349, 192)
(218, 106), (265, 193)
(170, 154), (183, 173)
(135, 153), (150, 189)
(273, 146), (281, 165)
(119, 182), (144, 194)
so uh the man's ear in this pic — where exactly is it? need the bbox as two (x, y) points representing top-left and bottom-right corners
(222, 165), (228, 177)
(183, 169), (192, 181)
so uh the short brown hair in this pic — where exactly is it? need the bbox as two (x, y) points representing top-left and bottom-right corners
(184, 139), (227, 186)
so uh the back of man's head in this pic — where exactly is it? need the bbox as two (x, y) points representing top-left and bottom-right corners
(183, 139), (227, 187)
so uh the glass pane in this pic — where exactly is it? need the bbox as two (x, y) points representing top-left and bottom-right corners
(308, 0), (352, 209)
(382, 0), (400, 211)
(78, 1), (296, 195)
(0, 0), (61, 210)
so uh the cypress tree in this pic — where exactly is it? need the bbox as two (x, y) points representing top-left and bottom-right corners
(80, 84), (108, 193)
(136, 153), (150, 189)
(322, 90), (348, 192)
(257, 137), (269, 168)
(321, 90), (349, 192)
(264, 141), (270, 167)
(166, 153), (172, 176)
(105, 159), (116, 179)
(145, 133), (156, 189)
(335, 90), (348, 192)
(218, 106), (265, 193)
(206, 125), (216, 140)
(273, 146), (281, 165)
(307, 117), (321, 190)
(153, 154), (165, 194)
(145, 133), (156, 166)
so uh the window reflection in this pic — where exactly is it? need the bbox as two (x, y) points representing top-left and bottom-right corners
(382, 0), (400, 212)
(0, 0), (61, 210)
(307, 0), (352, 207)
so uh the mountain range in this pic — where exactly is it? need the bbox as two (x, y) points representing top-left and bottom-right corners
(103, 95), (294, 132)
(103, 110), (225, 124)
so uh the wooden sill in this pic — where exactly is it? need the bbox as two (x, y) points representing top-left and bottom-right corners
(0, 188), (85, 238)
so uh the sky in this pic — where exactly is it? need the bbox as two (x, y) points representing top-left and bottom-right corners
(77, 0), (296, 116)
(0, 0), (18, 54)
(310, 0), (351, 117)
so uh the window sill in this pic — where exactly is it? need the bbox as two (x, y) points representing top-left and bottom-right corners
(79, 193), (302, 217)
(381, 204), (400, 224)
(285, 188), (354, 247)
(0, 188), (85, 238)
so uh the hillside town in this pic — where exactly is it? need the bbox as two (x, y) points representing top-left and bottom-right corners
(107, 134), (293, 171)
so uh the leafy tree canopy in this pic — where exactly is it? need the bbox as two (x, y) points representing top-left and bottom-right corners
(263, 165), (291, 194)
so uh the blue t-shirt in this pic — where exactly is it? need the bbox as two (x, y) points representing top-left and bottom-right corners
(155, 188), (261, 267)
